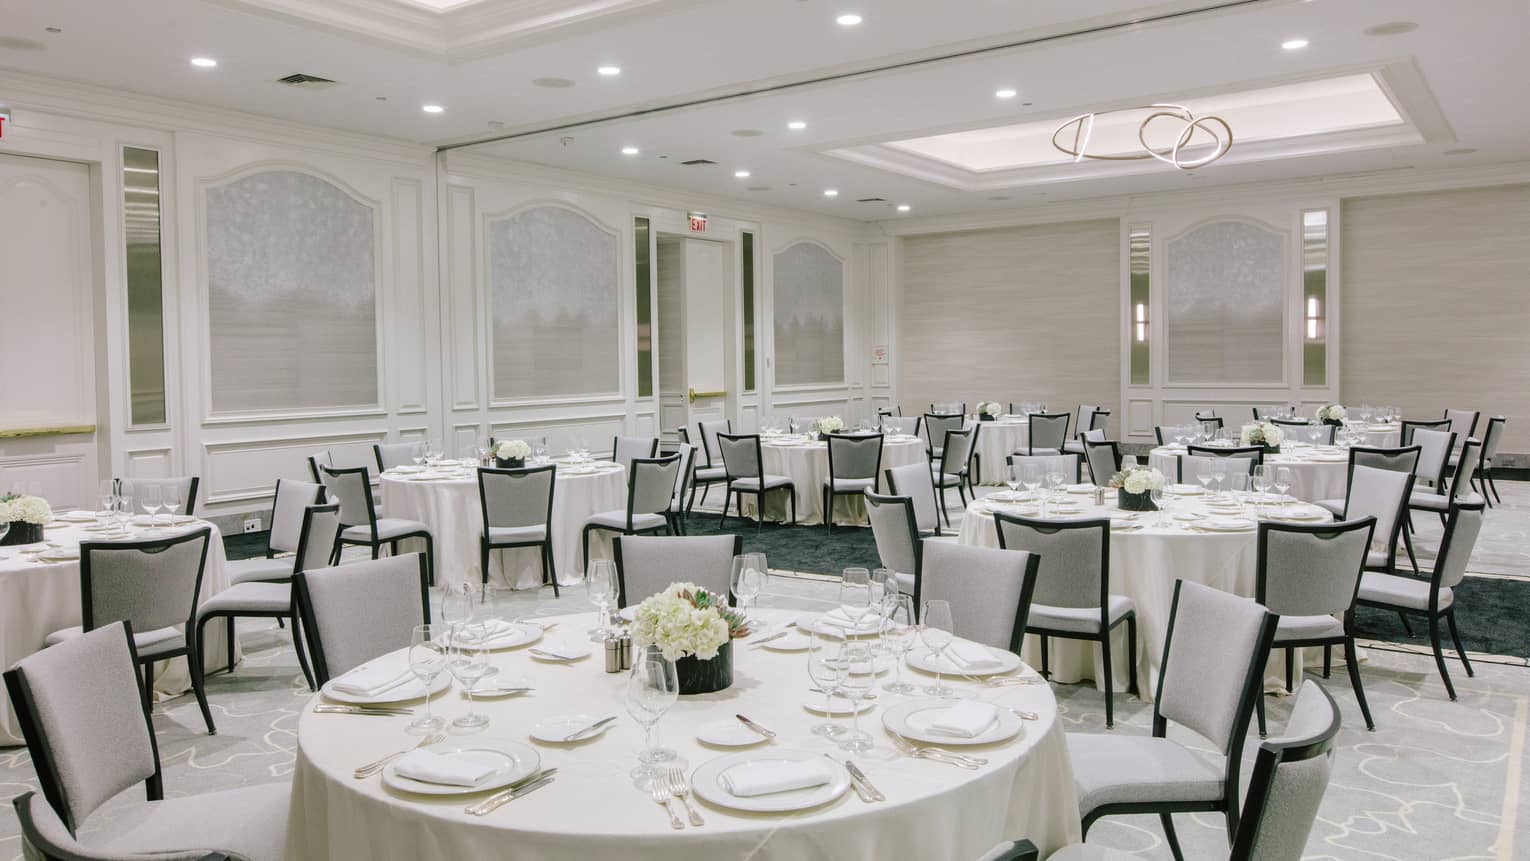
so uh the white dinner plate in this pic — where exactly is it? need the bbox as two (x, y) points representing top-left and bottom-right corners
(382, 738), (540, 796)
(468, 675), (532, 697)
(390, 465), (427, 474)
(697, 718), (771, 747)
(905, 644), (1023, 677)
(53, 510), (100, 523)
(1064, 484), (1096, 494)
(795, 612), (882, 638)
(1198, 517), (1256, 532)
(803, 693), (875, 716)
(691, 750), (852, 813)
(321, 670), (452, 705)
(529, 639), (593, 661)
(530, 714), (613, 744)
(986, 490), (1033, 503)
(35, 549), (81, 563)
(131, 514), (197, 526)
(473, 623), (543, 651)
(1264, 507), (1327, 522)
(760, 631), (812, 652)
(882, 700), (1023, 747)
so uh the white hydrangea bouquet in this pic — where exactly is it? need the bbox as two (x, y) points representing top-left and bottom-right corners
(494, 439), (530, 465)
(813, 416), (845, 436)
(632, 583), (750, 693)
(977, 401), (1003, 420)
(1107, 467), (1165, 511)
(1240, 422), (1285, 450)
(1315, 404), (1346, 424)
(0, 493), (52, 545)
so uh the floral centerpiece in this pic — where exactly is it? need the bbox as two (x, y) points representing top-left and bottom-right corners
(812, 416), (845, 440)
(0, 493), (52, 545)
(494, 439), (531, 468)
(1240, 422), (1285, 453)
(1315, 404), (1346, 427)
(631, 582), (751, 694)
(976, 401), (1003, 421)
(1108, 466), (1165, 511)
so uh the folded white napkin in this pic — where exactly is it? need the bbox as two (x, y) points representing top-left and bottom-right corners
(820, 608), (880, 632)
(533, 639), (587, 660)
(942, 640), (1003, 670)
(479, 619), (518, 638)
(331, 661), (415, 697)
(720, 759), (835, 797)
(926, 702), (1000, 738)
(391, 749), (502, 787)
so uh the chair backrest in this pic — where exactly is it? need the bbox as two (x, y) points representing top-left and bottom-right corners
(827, 433), (883, 481)
(1256, 518), (1375, 618)
(1401, 418), (1450, 445)
(922, 412), (965, 454)
(1447, 439), (1483, 501)
(1479, 416), (1506, 464)
(1087, 409), (1110, 433)
(864, 491), (920, 595)
(1432, 501), (1486, 591)
(1083, 439), (1122, 486)
(1155, 580), (1277, 760)
(1004, 453), (1081, 484)
(1178, 453), (1256, 485)
(880, 414), (921, 437)
(697, 419), (731, 466)
(13, 790), (220, 861)
(669, 442), (696, 506)
(994, 515), (1108, 612)
(1294, 423), (1337, 445)
(918, 541), (1038, 653)
(80, 528), (211, 636)
(1230, 680), (1342, 861)
(628, 453), (682, 519)
(478, 465), (556, 530)
(307, 450), (333, 483)
(1027, 413), (1071, 453)
(1195, 412), (1224, 431)
(613, 436), (659, 472)
(1342, 465), (1415, 559)
(114, 476), (200, 517)
(717, 433), (762, 480)
(883, 461), (942, 533)
(1443, 408), (1480, 446)
(612, 534), (742, 608)
(877, 406), (902, 417)
(1269, 417), (1310, 430)
(3, 623), (160, 834)
(1347, 445), (1420, 477)
(1410, 428), (1456, 486)
(930, 402), (966, 415)
(1075, 405), (1097, 434)
(293, 554), (431, 685)
(318, 464), (376, 529)
(373, 441), (423, 472)
(1187, 444), (1264, 466)
(937, 428), (974, 477)
(294, 503), (342, 573)
(267, 478), (324, 555)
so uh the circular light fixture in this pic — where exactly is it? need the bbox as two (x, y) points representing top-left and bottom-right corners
(45, 27), (62, 34)
(1053, 103), (1234, 170)
(787, 120), (807, 130)
(995, 88), (1017, 99)
(823, 189), (839, 197)
(597, 65), (621, 76)
(734, 170), (751, 178)
(1281, 38), (1309, 50)
(190, 57), (218, 68)
(836, 14), (862, 26)
(621, 146), (640, 155)
(421, 104), (444, 113)
(896, 204), (911, 212)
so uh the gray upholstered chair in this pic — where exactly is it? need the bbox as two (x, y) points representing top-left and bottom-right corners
(1409, 438), (1482, 523)
(1254, 517), (1377, 733)
(994, 515), (1136, 727)
(114, 476), (200, 517)
(688, 419), (732, 515)
(320, 464), (436, 586)
(3, 623), (289, 859)
(864, 490), (923, 603)
(44, 528), (215, 735)
(1400, 417), (1451, 446)
(12, 790), (235, 860)
(1442, 408), (1480, 457)
(1063, 406), (1110, 455)
(664, 442), (697, 534)
(306, 450), (334, 483)
(1344, 465), (1417, 575)
(1025, 412), (1071, 456)
(930, 402), (966, 416)
(917, 540), (1038, 653)
(1004, 453), (1082, 485)
(1082, 438), (1122, 487)
(1068, 580), (1277, 860)
(976, 839), (1038, 861)
(227, 479), (325, 585)
(716, 434), (796, 531)
(292, 553), (431, 685)
(1186, 444), (1264, 467)
(884, 460), (945, 534)
(372, 441), (424, 472)
(1176, 453), (1256, 488)
(194, 503), (340, 692)
(583, 453), (682, 561)
(823, 433), (883, 531)
(1194, 411), (1223, 430)
(613, 435), (660, 473)
(880, 414), (921, 437)
(1409, 427), (1457, 494)
(922, 412), (964, 461)
(1315, 445), (1421, 517)
(930, 427), (975, 524)
(612, 534), (743, 608)
(479, 465), (557, 595)
(1051, 679), (1341, 861)
(877, 406), (902, 417)
(1472, 415), (1506, 506)
(1357, 501), (1485, 700)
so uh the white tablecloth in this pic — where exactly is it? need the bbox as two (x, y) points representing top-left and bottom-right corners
(959, 490), (1338, 699)
(285, 608), (1080, 860)
(1148, 444), (1350, 503)
(381, 463), (627, 591)
(972, 420), (1031, 485)
(0, 518), (234, 746)
(1352, 422), (1402, 448)
(740, 437), (927, 526)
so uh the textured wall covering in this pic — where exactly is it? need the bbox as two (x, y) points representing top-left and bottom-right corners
(1164, 219), (1286, 384)
(205, 170), (378, 412)
(488, 206), (620, 400)
(898, 219), (1120, 424)
(773, 242), (845, 385)
(1342, 184), (1530, 451)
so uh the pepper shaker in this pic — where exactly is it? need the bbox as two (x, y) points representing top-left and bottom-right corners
(1094, 485), (1106, 507)
(603, 637), (621, 673)
(618, 635), (632, 670)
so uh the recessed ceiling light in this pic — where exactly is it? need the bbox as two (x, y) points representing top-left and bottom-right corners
(823, 189), (839, 197)
(730, 129), (764, 138)
(995, 88), (1017, 99)
(1443, 147), (1477, 156)
(421, 104), (444, 113)
(787, 120), (807, 130)
(734, 170), (751, 178)
(190, 57), (217, 68)
(597, 65), (621, 76)
(1364, 21), (1418, 37)
(532, 77), (576, 89)
(1281, 38), (1309, 50)
(45, 27), (62, 34)
(836, 14), (862, 26)
(621, 146), (640, 155)
(896, 204), (911, 212)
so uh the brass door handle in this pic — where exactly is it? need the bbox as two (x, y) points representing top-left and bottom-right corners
(688, 388), (726, 403)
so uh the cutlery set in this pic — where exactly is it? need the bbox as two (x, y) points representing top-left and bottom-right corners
(464, 768), (559, 816)
(891, 736), (987, 770)
(314, 705), (414, 717)
(353, 734), (444, 779)
(827, 755), (885, 803)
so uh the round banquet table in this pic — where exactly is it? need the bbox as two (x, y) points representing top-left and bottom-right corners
(971, 419), (1030, 485)
(284, 608), (1081, 860)
(0, 516), (235, 746)
(740, 435), (927, 526)
(381, 461), (627, 591)
(1350, 422), (1402, 448)
(1148, 442), (1351, 503)
(959, 488), (1340, 700)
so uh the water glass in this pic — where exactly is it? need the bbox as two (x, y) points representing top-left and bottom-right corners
(881, 594), (918, 694)
(807, 631), (847, 737)
(140, 485), (163, 530)
(920, 600), (956, 698)
(407, 624), (448, 734)
(448, 623), (493, 731)
(627, 646), (679, 787)
(839, 568), (872, 629)
(730, 553), (768, 614)
(163, 485), (183, 524)
(586, 559), (618, 641)
(440, 583), (476, 635)
(837, 643), (876, 752)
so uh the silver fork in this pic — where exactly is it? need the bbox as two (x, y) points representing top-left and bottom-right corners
(353, 733), (444, 778)
(667, 767), (704, 826)
(891, 736), (986, 769)
(650, 781), (684, 829)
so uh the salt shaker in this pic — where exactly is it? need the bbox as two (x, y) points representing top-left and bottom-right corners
(1094, 485), (1106, 506)
(603, 637), (621, 673)
(618, 635), (632, 670)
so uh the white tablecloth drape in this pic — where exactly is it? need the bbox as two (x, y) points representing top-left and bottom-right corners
(1352, 423), (1402, 448)
(1148, 444), (1349, 503)
(285, 608), (1081, 860)
(0, 519), (234, 746)
(971, 421), (1031, 485)
(740, 437), (926, 526)
(381, 464), (627, 591)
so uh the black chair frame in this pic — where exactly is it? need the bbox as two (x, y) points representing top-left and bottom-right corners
(582, 453), (683, 562)
(291, 553), (432, 688)
(686, 419), (732, 516)
(478, 464), (559, 597)
(612, 534), (743, 609)
(323, 464), (436, 587)
(823, 432), (884, 532)
(716, 434), (797, 533)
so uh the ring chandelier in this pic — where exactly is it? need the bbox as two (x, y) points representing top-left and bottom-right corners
(1052, 104), (1234, 169)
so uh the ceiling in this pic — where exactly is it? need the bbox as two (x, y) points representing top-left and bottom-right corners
(2, 0), (1526, 219)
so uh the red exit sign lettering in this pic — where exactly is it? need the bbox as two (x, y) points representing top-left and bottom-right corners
(687, 211), (707, 233)
(0, 112), (8, 139)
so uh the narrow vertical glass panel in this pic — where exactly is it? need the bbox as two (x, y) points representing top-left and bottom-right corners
(123, 147), (167, 425)
(742, 231), (756, 392)
(1128, 224), (1151, 385)
(634, 217), (653, 398)
(1301, 209), (1329, 386)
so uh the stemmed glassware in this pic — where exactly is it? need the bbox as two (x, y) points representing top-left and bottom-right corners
(115, 492), (134, 533)
(407, 624), (448, 734)
(881, 594), (918, 694)
(97, 480), (117, 528)
(807, 630), (847, 737)
(1149, 486), (1166, 527)
(1005, 466), (1022, 500)
(1250, 466), (1271, 518)
(140, 484), (163, 530)
(1020, 464), (1042, 501)
(1196, 463), (1215, 496)
(839, 568), (872, 631)
(586, 559), (618, 641)
(920, 599), (956, 698)
(730, 553), (768, 616)
(1274, 467), (1293, 502)
(440, 582), (476, 638)
(447, 623), (493, 731)
(837, 643), (876, 752)
(626, 645), (680, 787)
(163, 485), (183, 526)
(1212, 463), (1228, 500)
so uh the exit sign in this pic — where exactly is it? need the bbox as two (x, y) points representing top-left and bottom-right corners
(687, 211), (708, 233)
(0, 111), (8, 139)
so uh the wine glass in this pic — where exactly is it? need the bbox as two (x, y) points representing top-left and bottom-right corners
(440, 582), (476, 636)
(1020, 463), (1042, 499)
(115, 492), (134, 533)
(626, 645), (680, 787)
(920, 600), (956, 698)
(1149, 486), (1166, 526)
(1005, 465), (1022, 500)
(730, 553), (767, 615)
(1212, 464), (1228, 499)
(1274, 467), (1293, 502)
(1196, 463), (1215, 495)
(447, 623), (493, 731)
(807, 630), (847, 737)
(586, 559), (617, 642)
(870, 568), (897, 621)
(407, 624), (448, 734)
(837, 643), (876, 752)
(839, 568), (872, 630)
(139, 484), (162, 531)
(881, 594), (918, 694)
(162, 485), (183, 525)
(97, 480), (116, 527)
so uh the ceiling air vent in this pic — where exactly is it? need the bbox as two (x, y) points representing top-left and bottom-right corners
(856, 197), (888, 203)
(276, 73), (339, 91)
(679, 159), (717, 166)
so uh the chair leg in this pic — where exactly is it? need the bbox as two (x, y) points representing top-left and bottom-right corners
(1039, 636), (1050, 678)
(290, 612), (315, 691)
(545, 541), (560, 597)
(1401, 522), (1420, 574)
(422, 534), (436, 588)
(225, 616), (237, 675)
(956, 482), (969, 508)
(481, 541), (490, 592)
(719, 489), (731, 529)
(371, 542), (381, 560)
(193, 616), (212, 681)
(790, 487), (798, 527)
(1101, 632), (1114, 729)
(1323, 644), (1332, 678)
(1487, 472), (1503, 503)
(1256, 690), (1268, 737)
(1344, 637), (1375, 731)
(1446, 609), (1474, 678)
(687, 482), (701, 516)
(581, 526), (593, 573)
(142, 660), (155, 716)
(276, 617), (285, 629)
(187, 643), (217, 735)
(1159, 812), (1186, 861)
(1125, 615), (1139, 695)
(823, 487), (832, 532)
(1428, 614), (1457, 700)
(1284, 647), (1294, 693)
(938, 485), (951, 528)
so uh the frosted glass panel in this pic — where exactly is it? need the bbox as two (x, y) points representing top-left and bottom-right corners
(1165, 220), (1285, 383)
(206, 170), (378, 412)
(489, 206), (619, 399)
(773, 242), (844, 385)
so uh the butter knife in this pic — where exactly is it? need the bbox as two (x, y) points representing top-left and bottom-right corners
(561, 715), (617, 742)
(843, 759), (885, 802)
(465, 768), (559, 816)
(749, 630), (791, 647)
(313, 705), (413, 716)
(734, 713), (776, 739)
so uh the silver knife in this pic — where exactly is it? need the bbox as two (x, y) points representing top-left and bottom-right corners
(749, 630), (791, 647)
(313, 705), (413, 716)
(843, 760), (885, 802)
(561, 715), (617, 742)
(465, 768), (559, 816)
(826, 754), (874, 803)
(734, 713), (776, 739)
